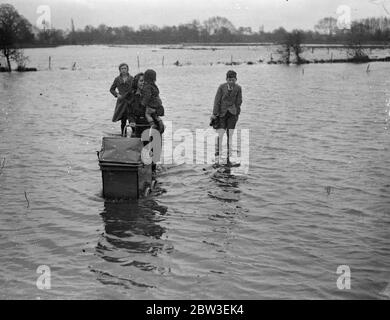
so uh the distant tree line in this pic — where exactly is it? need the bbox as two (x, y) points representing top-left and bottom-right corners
(1, 3), (389, 46)
(1, 3), (390, 71)
(38, 16), (390, 46)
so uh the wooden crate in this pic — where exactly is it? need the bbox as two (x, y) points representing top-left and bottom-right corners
(98, 136), (153, 199)
(100, 162), (152, 199)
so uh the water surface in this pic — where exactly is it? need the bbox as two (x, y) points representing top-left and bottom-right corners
(0, 45), (389, 299)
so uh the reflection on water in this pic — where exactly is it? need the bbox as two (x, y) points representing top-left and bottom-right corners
(91, 199), (172, 290)
(100, 200), (168, 250)
(208, 165), (247, 204)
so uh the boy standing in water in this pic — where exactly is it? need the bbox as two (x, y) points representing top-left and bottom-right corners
(211, 70), (243, 164)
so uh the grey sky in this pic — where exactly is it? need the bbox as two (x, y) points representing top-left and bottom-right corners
(2, 0), (390, 31)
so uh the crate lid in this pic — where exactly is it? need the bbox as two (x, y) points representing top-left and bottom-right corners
(99, 136), (144, 164)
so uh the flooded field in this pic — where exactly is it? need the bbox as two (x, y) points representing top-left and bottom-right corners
(0, 45), (389, 299)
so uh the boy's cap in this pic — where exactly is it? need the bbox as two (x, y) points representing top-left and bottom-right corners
(226, 70), (237, 79)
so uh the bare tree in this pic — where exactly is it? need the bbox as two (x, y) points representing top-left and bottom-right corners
(278, 30), (306, 64)
(289, 30), (306, 64)
(203, 16), (236, 35)
(0, 4), (33, 71)
(277, 43), (291, 64)
(314, 17), (339, 35)
(13, 49), (29, 71)
(347, 22), (369, 62)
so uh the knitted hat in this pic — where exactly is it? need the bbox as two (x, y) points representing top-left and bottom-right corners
(144, 69), (157, 83)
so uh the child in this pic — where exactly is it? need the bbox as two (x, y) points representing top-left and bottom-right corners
(110, 63), (133, 136)
(141, 69), (164, 135)
(210, 70), (243, 163)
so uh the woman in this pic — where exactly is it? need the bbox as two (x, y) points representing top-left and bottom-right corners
(127, 72), (148, 137)
(129, 72), (166, 135)
(110, 63), (133, 136)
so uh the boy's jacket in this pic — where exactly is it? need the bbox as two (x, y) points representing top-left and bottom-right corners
(213, 83), (242, 117)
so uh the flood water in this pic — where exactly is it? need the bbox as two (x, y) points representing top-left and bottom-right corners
(0, 45), (389, 299)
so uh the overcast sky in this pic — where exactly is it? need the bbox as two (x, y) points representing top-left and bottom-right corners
(2, 0), (390, 31)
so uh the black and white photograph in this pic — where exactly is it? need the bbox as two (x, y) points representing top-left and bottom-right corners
(0, 0), (389, 303)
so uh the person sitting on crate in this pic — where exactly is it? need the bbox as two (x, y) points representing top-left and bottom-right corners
(110, 63), (133, 136)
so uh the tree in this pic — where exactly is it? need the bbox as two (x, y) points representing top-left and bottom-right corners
(314, 17), (339, 35)
(238, 26), (252, 35)
(272, 27), (288, 43)
(0, 4), (33, 71)
(346, 22), (369, 62)
(203, 16), (236, 35)
(13, 49), (29, 71)
(278, 30), (306, 64)
(37, 28), (65, 45)
(277, 42), (291, 64)
(289, 30), (305, 64)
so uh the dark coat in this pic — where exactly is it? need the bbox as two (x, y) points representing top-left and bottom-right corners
(110, 74), (133, 122)
(141, 82), (163, 110)
(110, 74), (133, 97)
(213, 83), (243, 117)
(128, 89), (147, 124)
(141, 69), (165, 116)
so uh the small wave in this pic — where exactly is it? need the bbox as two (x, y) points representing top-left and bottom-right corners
(89, 267), (155, 289)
